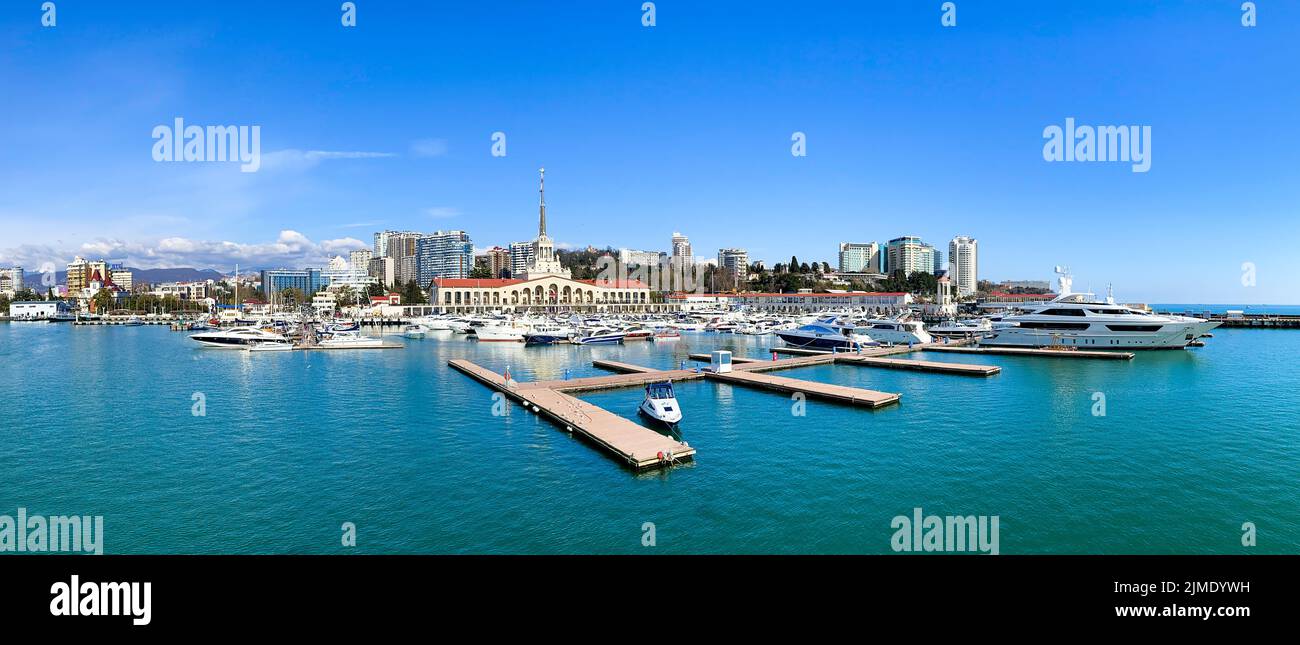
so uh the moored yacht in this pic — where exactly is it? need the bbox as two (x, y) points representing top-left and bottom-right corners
(927, 318), (994, 337)
(775, 315), (877, 351)
(854, 316), (932, 345)
(472, 323), (528, 342)
(191, 327), (291, 349)
(317, 331), (385, 348)
(572, 327), (627, 345)
(979, 270), (1220, 349)
(523, 323), (577, 345)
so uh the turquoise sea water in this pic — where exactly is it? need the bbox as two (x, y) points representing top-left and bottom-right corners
(1153, 304), (1300, 315)
(1, 322), (1297, 554)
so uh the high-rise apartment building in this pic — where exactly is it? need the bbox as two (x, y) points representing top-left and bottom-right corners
(367, 256), (395, 288)
(885, 237), (937, 277)
(0, 267), (23, 296)
(838, 242), (882, 273)
(349, 249), (373, 275)
(619, 249), (664, 268)
(671, 232), (692, 262)
(509, 241), (534, 277)
(716, 248), (750, 283)
(66, 256), (109, 294)
(260, 268), (325, 298)
(948, 236), (979, 297)
(398, 256), (418, 285)
(478, 246), (512, 279)
(416, 230), (474, 286)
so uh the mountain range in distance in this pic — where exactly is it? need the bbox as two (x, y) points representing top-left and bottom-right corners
(18, 267), (230, 288)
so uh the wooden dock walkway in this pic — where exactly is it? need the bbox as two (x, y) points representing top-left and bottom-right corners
(734, 354), (836, 372)
(834, 354), (1001, 376)
(448, 359), (695, 470)
(707, 369), (901, 408)
(591, 359), (670, 373)
(691, 348), (998, 376)
(687, 353), (762, 364)
(534, 365), (707, 393)
(924, 346), (1135, 360)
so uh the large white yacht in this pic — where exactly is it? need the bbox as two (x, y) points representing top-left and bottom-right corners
(191, 327), (291, 349)
(979, 270), (1219, 350)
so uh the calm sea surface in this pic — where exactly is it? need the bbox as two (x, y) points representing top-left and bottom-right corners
(1153, 304), (1300, 315)
(1, 322), (1296, 554)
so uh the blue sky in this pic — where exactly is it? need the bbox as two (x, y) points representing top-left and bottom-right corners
(1, 0), (1297, 302)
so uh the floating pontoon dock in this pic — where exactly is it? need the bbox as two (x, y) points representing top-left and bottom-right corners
(706, 369), (901, 408)
(448, 359), (695, 470)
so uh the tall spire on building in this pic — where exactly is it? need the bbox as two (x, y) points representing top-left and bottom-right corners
(538, 167), (546, 237)
(521, 166), (569, 280)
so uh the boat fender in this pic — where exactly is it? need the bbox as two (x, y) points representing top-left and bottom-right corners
(657, 451), (665, 461)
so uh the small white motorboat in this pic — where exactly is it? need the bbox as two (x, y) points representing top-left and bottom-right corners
(638, 380), (683, 430)
(650, 330), (681, 342)
(401, 324), (426, 339)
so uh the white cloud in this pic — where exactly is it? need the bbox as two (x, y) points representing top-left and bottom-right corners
(424, 206), (461, 219)
(410, 138), (449, 158)
(258, 149), (395, 173)
(0, 230), (368, 271)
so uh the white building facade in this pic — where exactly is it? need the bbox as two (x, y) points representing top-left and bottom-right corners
(0, 267), (23, 296)
(838, 242), (881, 273)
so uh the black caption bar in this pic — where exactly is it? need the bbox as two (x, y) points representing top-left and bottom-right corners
(0, 555), (1288, 633)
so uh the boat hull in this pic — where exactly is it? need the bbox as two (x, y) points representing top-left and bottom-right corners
(524, 334), (570, 345)
(573, 335), (625, 345)
(979, 320), (1220, 349)
(775, 331), (867, 351)
(192, 337), (291, 349)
